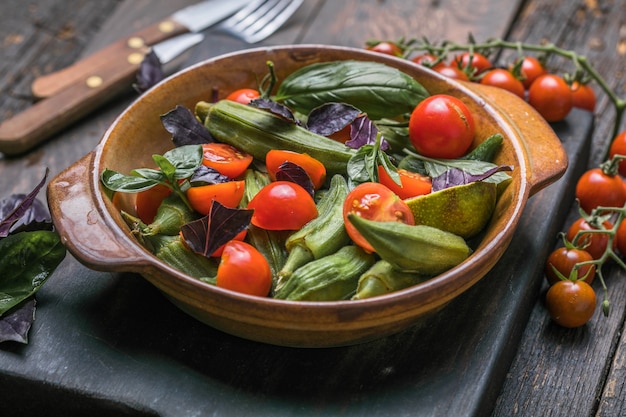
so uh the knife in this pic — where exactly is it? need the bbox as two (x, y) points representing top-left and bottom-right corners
(31, 0), (249, 99)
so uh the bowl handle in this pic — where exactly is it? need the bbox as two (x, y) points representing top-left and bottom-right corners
(47, 152), (150, 272)
(464, 82), (569, 196)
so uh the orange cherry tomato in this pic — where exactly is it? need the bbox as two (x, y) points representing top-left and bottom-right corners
(202, 143), (253, 179)
(342, 182), (414, 253)
(328, 125), (352, 143)
(265, 149), (327, 190)
(186, 180), (245, 214)
(570, 81), (596, 112)
(247, 181), (318, 230)
(546, 279), (596, 328)
(480, 68), (525, 98)
(216, 240), (272, 297)
(377, 166), (432, 199)
(225, 88), (260, 104)
(135, 184), (172, 223)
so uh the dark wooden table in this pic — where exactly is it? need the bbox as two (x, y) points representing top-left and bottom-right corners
(1, 1), (625, 416)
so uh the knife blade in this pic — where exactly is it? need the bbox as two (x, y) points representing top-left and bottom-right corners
(30, 0), (249, 99)
(0, 32), (205, 156)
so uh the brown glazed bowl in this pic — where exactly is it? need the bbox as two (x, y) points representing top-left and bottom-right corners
(47, 45), (567, 348)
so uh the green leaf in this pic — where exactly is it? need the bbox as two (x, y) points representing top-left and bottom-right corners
(101, 169), (161, 192)
(275, 60), (429, 120)
(163, 144), (203, 179)
(0, 231), (66, 316)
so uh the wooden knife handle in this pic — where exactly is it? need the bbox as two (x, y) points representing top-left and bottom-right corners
(0, 54), (142, 156)
(31, 18), (188, 99)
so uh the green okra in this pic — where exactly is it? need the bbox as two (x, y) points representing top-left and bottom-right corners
(122, 193), (198, 238)
(352, 260), (429, 300)
(146, 234), (218, 281)
(276, 174), (350, 289)
(274, 245), (376, 301)
(346, 214), (471, 275)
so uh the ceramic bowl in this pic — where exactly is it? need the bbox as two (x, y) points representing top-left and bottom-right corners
(47, 45), (567, 347)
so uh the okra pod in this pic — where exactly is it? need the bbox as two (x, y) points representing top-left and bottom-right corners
(146, 234), (219, 280)
(352, 260), (428, 300)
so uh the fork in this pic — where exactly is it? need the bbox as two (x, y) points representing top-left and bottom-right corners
(219, 0), (304, 44)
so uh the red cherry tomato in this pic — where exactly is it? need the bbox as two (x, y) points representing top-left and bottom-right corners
(566, 218), (614, 260)
(575, 167), (626, 213)
(616, 219), (626, 256)
(609, 131), (626, 177)
(434, 65), (470, 81)
(342, 182), (414, 253)
(528, 74), (573, 122)
(201, 143), (253, 179)
(479, 68), (525, 98)
(377, 166), (432, 199)
(516, 56), (547, 88)
(411, 53), (444, 69)
(134, 184), (172, 224)
(186, 180), (245, 214)
(265, 149), (327, 190)
(247, 181), (318, 230)
(408, 94), (475, 159)
(570, 81), (597, 112)
(453, 51), (492, 75)
(225, 88), (260, 104)
(544, 246), (596, 286)
(180, 229), (247, 258)
(216, 240), (272, 297)
(546, 279), (596, 328)
(366, 41), (403, 56)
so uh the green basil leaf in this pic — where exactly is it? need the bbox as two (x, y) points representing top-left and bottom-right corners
(275, 60), (429, 120)
(347, 146), (373, 184)
(163, 144), (203, 179)
(101, 169), (160, 192)
(0, 231), (66, 316)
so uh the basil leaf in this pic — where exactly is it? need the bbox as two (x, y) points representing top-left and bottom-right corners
(0, 231), (66, 316)
(162, 144), (203, 179)
(0, 170), (48, 237)
(0, 298), (36, 344)
(275, 60), (429, 120)
(101, 169), (161, 192)
(161, 105), (213, 146)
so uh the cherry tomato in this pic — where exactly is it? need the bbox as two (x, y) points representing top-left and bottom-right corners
(186, 180), (245, 214)
(134, 184), (172, 224)
(179, 229), (247, 258)
(566, 218), (614, 260)
(411, 53), (444, 69)
(479, 68), (525, 98)
(328, 125), (352, 143)
(544, 246), (595, 286)
(216, 240), (272, 297)
(408, 94), (475, 159)
(616, 219), (626, 256)
(265, 149), (327, 190)
(570, 81), (596, 112)
(202, 143), (253, 179)
(434, 65), (470, 81)
(608, 131), (626, 177)
(545, 279), (596, 328)
(377, 166), (432, 199)
(516, 56), (546, 88)
(575, 167), (626, 213)
(342, 182), (415, 253)
(528, 74), (573, 122)
(453, 51), (492, 75)
(225, 88), (260, 104)
(247, 181), (318, 230)
(366, 41), (403, 56)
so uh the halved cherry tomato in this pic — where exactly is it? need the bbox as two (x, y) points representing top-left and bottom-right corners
(528, 74), (573, 122)
(546, 279), (596, 328)
(247, 181), (318, 230)
(453, 51), (492, 75)
(366, 41), (403, 56)
(570, 81), (596, 112)
(434, 65), (470, 81)
(225, 88), (260, 104)
(342, 182), (414, 253)
(202, 143), (253, 179)
(266, 149), (327, 190)
(134, 184), (172, 223)
(566, 217), (614, 260)
(479, 68), (525, 98)
(328, 125), (352, 143)
(575, 167), (626, 213)
(186, 180), (245, 214)
(544, 246), (595, 286)
(609, 131), (626, 177)
(408, 94), (475, 159)
(377, 166), (432, 199)
(516, 56), (546, 88)
(216, 240), (272, 297)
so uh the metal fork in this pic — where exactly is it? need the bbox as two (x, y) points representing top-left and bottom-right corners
(219, 0), (304, 44)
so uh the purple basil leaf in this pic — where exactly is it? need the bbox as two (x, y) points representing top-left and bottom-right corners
(249, 98), (299, 124)
(0, 169), (48, 237)
(0, 298), (36, 344)
(306, 102), (361, 136)
(345, 115), (389, 150)
(161, 105), (214, 146)
(276, 161), (315, 197)
(133, 50), (164, 94)
(190, 165), (231, 185)
(0, 195), (52, 235)
(180, 200), (253, 257)
(432, 165), (514, 192)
